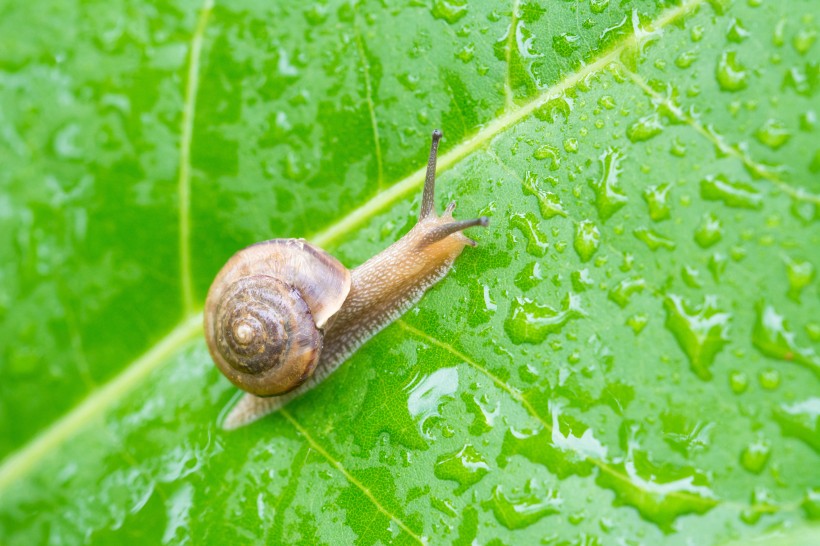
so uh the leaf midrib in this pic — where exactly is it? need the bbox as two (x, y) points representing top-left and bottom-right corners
(0, 0), (704, 495)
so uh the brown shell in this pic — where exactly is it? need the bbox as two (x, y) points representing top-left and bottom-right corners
(204, 239), (352, 396)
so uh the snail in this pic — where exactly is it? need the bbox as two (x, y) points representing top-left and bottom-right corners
(204, 130), (488, 429)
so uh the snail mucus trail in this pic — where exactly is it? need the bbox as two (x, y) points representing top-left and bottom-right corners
(204, 130), (489, 429)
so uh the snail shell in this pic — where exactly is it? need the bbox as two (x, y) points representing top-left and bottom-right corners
(204, 239), (351, 396)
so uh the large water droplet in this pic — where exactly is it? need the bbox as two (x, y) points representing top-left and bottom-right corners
(505, 293), (585, 344)
(694, 212), (723, 248)
(406, 367), (459, 438)
(511, 212), (549, 257)
(701, 175), (762, 209)
(574, 220), (601, 262)
(523, 172), (567, 219)
(483, 483), (562, 530)
(664, 294), (731, 380)
(434, 444), (490, 493)
(716, 51), (749, 92)
(533, 143), (561, 170)
(643, 183), (671, 222)
(752, 304), (820, 376)
(726, 18), (750, 43)
(589, 148), (627, 221)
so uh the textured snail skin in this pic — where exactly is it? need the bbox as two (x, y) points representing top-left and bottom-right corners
(213, 130), (489, 429)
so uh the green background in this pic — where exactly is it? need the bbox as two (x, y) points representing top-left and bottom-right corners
(1, 0), (819, 543)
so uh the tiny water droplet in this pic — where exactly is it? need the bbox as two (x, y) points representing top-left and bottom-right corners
(664, 294), (731, 380)
(759, 369), (781, 390)
(553, 32), (580, 58)
(598, 95), (615, 110)
(627, 113), (664, 142)
(574, 220), (601, 262)
(694, 213), (723, 248)
(784, 256), (815, 302)
(755, 118), (791, 150)
(701, 175), (762, 209)
(716, 51), (749, 92)
(675, 51), (697, 69)
(729, 371), (748, 394)
(634, 227), (676, 251)
(510, 212), (549, 257)
(563, 138), (579, 153)
(608, 278), (646, 308)
(627, 313), (649, 334)
(740, 439), (771, 474)
(793, 27), (818, 56)
(682, 266), (703, 288)
(571, 268), (594, 292)
(726, 18), (750, 43)
(643, 183), (672, 222)
(590, 0), (610, 15)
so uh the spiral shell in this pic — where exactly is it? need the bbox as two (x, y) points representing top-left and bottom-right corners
(204, 239), (351, 396)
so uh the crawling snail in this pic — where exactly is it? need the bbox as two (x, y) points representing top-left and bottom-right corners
(205, 130), (488, 429)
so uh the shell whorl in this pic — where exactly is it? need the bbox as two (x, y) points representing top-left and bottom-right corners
(204, 239), (352, 396)
(212, 275), (321, 395)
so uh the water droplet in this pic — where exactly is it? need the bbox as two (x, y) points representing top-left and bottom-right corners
(483, 483), (562, 530)
(753, 304), (820, 376)
(784, 256), (815, 302)
(515, 262), (545, 291)
(729, 371), (748, 394)
(598, 95), (615, 110)
(589, 148), (627, 221)
(563, 138), (579, 153)
(571, 268), (594, 292)
(511, 212), (549, 257)
(682, 266), (703, 288)
(574, 220), (601, 262)
(634, 227), (676, 251)
(807, 322), (820, 342)
(406, 367), (459, 438)
(590, 0), (609, 15)
(803, 488), (820, 520)
(553, 32), (580, 58)
(694, 213), (723, 248)
(758, 368), (781, 390)
(664, 294), (731, 380)
(431, 0), (468, 24)
(643, 183), (672, 222)
(661, 413), (714, 456)
(793, 27), (818, 56)
(627, 313), (649, 334)
(505, 293), (585, 344)
(533, 143), (561, 170)
(708, 252), (727, 282)
(774, 398), (820, 454)
(755, 118), (791, 150)
(627, 113), (664, 142)
(456, 43), (475, 63)
(608, 278), (646, 308)
(675, 51), (697, 69)
(434, 444), (490, 493)
(741, 487), (778, 524)
(726, 18), (750, 43)
(716, 51), (749, 92)
(740, 439), (771, 474)
(522, 172), (567, 219)
(691, 25), (705, 42)
(596, 434), (717, 531)
(701, 175), (762, 209)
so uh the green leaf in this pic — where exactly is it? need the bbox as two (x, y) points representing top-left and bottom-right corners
(1, 0), (819, 543)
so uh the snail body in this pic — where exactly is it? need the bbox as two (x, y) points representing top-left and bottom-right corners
(205, 130), (488, 429)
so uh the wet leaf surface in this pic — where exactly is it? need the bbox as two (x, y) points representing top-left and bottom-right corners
(1, 0), (819, 543)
